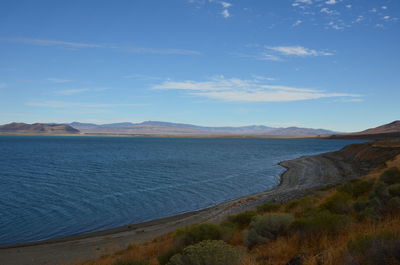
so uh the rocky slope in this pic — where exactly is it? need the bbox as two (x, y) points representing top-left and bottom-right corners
(330, 120), (400, 140)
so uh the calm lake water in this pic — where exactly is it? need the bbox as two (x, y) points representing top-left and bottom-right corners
(0, 136), (361, 245)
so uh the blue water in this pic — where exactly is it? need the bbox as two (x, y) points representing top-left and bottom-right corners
(0, 136), (361, 245)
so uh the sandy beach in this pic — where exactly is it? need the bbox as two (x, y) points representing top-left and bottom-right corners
(1, 141), (398, 265)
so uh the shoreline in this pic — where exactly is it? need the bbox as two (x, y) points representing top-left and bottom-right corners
(1, 141), (398, 265)
(0, 132), (325, 139)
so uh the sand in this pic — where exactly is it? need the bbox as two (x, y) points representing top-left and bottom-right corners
(0, 142), (393, 265)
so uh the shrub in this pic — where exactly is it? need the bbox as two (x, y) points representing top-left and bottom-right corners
(370, 181), (390, 200)
(114, 260), (148, 265)
(158, 248), (181, 265)
(256, 202), (281, 213)
(321, 192), (353, 214)
(344, 231), (400, 265)
(175, 223), (232, 247)
(338, 180), (374, 198)
(291, 210), (351, 236)
(167, 240), (243, 265)
(227, 211), (258, 228)
(285, 196), (318, 216)
(245, 213), (294, 247)
(388, 184), (400, 197)
(353, 199), (370, 212)
(379, 167), (400, 185)
(387, 197), (400, 213)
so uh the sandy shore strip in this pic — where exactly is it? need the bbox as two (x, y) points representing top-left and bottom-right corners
(1, 141), (398, 265)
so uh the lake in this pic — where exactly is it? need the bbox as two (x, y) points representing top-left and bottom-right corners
(0, 136), (361, 245)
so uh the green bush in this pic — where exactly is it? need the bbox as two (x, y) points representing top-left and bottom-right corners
(370, 181), (391, 200)
(114, 260), (148, 265)
(388, 183), (400, 197)
(285, 196), (318, 216)
(291, 210), (351, 236)
(227, 210), (258, 228)
(379, 167), (400, 185)
(167, 240), (243, 265)
(158, 248), (181, 265)
(256, 202), (281, 213)
(344, 231), (400, 265)
(245, 213), (294, 247)
(387, 197), (400, 213)
(353, 199), (370, 212)
(175, 223), (232, 247)
(321, 192), (353, 214)
(337, 180), (374, 198)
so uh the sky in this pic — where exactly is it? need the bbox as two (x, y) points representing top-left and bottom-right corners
(0, 0), (399, 132)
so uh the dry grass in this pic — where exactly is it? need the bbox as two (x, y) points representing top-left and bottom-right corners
(78, 158), (400, 265)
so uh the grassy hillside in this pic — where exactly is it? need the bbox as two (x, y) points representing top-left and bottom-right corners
(79, 149), (400, 265)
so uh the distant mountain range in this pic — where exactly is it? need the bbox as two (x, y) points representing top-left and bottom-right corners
(69, 121), (337, 136)
(0, 122), (79, 134)
(1, 121), (399, 138)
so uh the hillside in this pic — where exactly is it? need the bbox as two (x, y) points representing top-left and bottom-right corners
(69, 121), (336, 136)
(0, 122), (80, 134)
(330, 120), (400, 139)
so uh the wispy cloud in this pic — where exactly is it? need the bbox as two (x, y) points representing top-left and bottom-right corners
(0, 38), (104, 48)
(26, 101), (143, 108)
(153, 76), (362, 102)
(46, 78), (73, 83)
(266, 46), (333, 57)
(0, 38), (200, 55)
(57, 87), (109, 95)
(125, 46), (201, 55)
(187, 0), (232, 18)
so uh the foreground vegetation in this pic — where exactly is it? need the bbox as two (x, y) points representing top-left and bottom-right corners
(80, 165), (400, 265)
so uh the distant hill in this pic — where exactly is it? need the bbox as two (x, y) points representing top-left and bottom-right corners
(69, 121), (336, 136)
(0, 123), (80, 134)
(329, 121), (400, 140)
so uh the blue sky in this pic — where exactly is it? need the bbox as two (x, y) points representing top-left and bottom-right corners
(0, 0), (399, 131)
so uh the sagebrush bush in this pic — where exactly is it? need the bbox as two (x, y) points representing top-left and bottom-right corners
(227, 210), (258, 228)
(114, 259), (148, 265)
(167, 240), (243, 265)
(379, 167), (400, 185)
(388, 184), (400, 197)
(370, 181), (391, 200)
(321, 192), (353, 214)
(256, 202), (281, 213)
(158, 248), (181, 265)
(175, 223), (232, 247)
(245, 213), (294, 247)
(344, 231), (400, 265)
(338, 180), (374, 198)
(285, 196), (318, 216)
(291, 210), (351, 236)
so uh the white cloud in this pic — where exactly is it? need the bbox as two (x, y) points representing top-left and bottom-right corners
(153, 76), (361, 103)
(325, 0), (338, 5)
(0, 38), (200, 55)
(266, 46), (333, 57)
(381, 6), (387, 10)
(220, 1), (231, 8)
(292, 20), (303, 27)
(260, 53), (282, 61)
(0, 38), (104, 48)
(57, 87), (109, 95)
(46, 78), (73, 83)
(126, 46), (201, 55)
(26, 101), (142, 108)
(221, 9), (230, 18)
